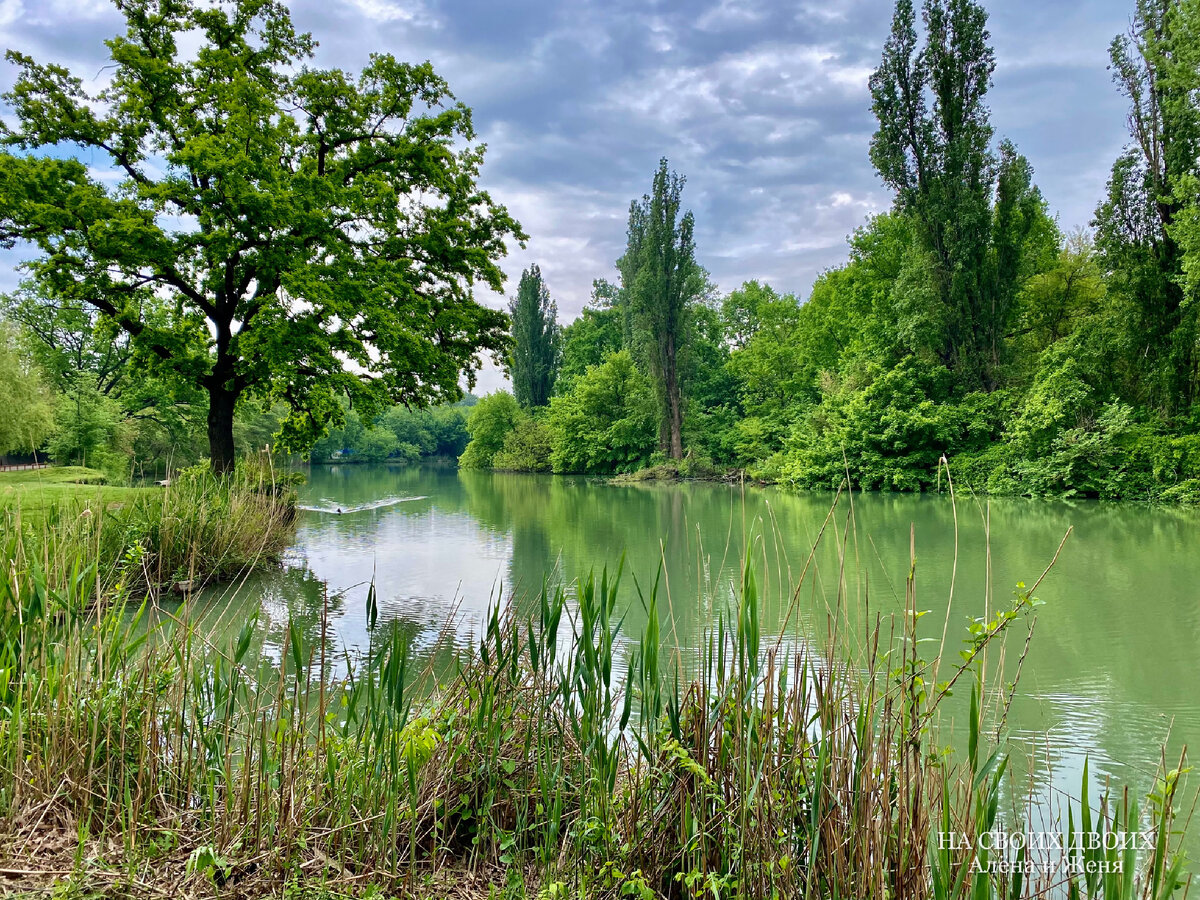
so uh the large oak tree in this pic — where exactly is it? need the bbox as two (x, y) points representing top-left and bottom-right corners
(0, 0), (522, 472)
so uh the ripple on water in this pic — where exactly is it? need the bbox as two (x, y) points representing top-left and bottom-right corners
(297, 496), (429, 515)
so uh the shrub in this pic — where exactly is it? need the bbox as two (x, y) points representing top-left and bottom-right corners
(546, 351), (657, 475)
(493, 415), (554, 473)
(459, 392), (521, 469)
(780, 357), (1006, 491)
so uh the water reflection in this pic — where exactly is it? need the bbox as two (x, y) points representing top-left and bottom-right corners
(193, 464), (1200, 856)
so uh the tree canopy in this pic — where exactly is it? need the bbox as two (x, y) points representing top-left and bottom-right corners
(0, 323), (55, 455)
(0, 0), (522, 471)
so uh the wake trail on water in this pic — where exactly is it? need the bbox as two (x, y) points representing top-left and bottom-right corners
(298, 496), (429, 515)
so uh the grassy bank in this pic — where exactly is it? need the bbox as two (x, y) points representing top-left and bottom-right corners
(0, 491), (1189, 899)
(1, 459), (298, 595)
(0, 466), (149, 523)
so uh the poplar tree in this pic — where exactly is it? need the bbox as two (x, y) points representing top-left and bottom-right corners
(507, 264), (562, 408)
(1098, 0), (1200, 411)
(870, 0), (1045, 389)
(618, 159), (701, 459)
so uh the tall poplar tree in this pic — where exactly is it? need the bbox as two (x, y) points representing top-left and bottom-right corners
(1097, 0), (1200, 411)
(507, 264), (561, 408)
(869, 0), (1046, 389)
(618, 159), (701, 460)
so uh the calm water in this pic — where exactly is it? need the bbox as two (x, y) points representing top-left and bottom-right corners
(193, 464), (1200, 843)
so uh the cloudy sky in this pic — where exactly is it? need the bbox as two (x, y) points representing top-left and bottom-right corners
(0, 0), (1136, 392)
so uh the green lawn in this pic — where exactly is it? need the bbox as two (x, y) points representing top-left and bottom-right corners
(0, 466), (152, 521)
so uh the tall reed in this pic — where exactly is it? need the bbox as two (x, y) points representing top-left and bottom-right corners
(1, 453), (297, 603)
(0, 495), (1189, 900)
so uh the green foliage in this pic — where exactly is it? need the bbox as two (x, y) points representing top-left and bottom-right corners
(616, 159), (703, 459)
(781, 357), (1005, 491)
(0, 322), (54, 454)
(720, 280), (780, 350)
(559, 303), (622, 389)
(547, 351), (656, 474)
(3, 0), (1199, 504)
(47, 377), (127, 475)
(1096, 0), (1200, 413)
(492, 414), (554, 473)
(460, 392), (522, 470)
(358, 427), (401, 464)
(2, 284), (203, 463)
(869, 0), (1055, 388)
(309, 400), (469, 464)
(507, 264), (562, 408)
(0, 0), (520, 470)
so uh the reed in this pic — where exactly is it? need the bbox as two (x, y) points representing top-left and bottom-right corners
(0, 453), (297, 602)
(0, 494), (1189, 900)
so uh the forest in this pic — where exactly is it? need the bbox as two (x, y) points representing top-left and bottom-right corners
(2, 0), (1199, 502)
(455, 0), (1200, 501)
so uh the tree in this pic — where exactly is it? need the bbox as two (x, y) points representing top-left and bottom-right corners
(618, 159), (702, 459)
(559, 287), (623, 388)
(546, 351), (657, 474)
(47, 376), (127, 469)
(3, 282), (204, 454)
(1097, 0), (1200, 411)
(1012, 231), (1105, 355)
(721, 281), (780, 350)
(0, 323), (55, 455)
(459, 392), (521, 469)
(507, 264), (561, 407)
(0, 0), (521, 473)
(869, 0), (1046, 388)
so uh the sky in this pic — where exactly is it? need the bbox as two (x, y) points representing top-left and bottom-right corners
(0, 0), (1137, 393)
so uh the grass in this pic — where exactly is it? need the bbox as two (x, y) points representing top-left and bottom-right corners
(0, 481), (1190, 899)
(0, 465), (150, 524)
(1, 456), (297, 595)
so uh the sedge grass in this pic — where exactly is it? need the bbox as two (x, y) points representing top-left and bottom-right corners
(0, 490), (1190, 900)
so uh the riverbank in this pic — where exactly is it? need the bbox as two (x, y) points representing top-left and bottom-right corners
(0, 465), (150, 523)
(0, 460), (298, 594)
(0, 475), (1191, 899)
(608, 458), (1200, 503)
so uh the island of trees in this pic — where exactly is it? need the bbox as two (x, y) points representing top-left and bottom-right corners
(458, 0), (1200, 502)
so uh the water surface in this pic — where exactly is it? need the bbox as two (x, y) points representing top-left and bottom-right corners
(196, 464), (1200, 848)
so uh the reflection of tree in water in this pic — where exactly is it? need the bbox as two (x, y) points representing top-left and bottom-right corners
(185, 467), (1200, 860)
(300, 464), (472, 514)
(175, 563), (346, 667)
(184, 560), (474, 685)
(458, 471), (788, 651)
(460, 472), (1200, 836)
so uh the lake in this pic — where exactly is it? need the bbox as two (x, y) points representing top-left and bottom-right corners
(192, 463), (1200, 845)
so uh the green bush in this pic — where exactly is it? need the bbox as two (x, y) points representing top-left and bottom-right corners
(547, 351), (657, 475)
(493, 415), (554, 473)
(780, 358), (1005, 491)
(459, 391), (521, 469)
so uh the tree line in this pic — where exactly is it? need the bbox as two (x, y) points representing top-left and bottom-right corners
(1, 0), (1198, 500)
(463, 0), (1200, 500)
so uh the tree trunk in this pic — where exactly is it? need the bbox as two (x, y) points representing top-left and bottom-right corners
(665, 334), (683, 460)
(207, 384), (237, 475)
